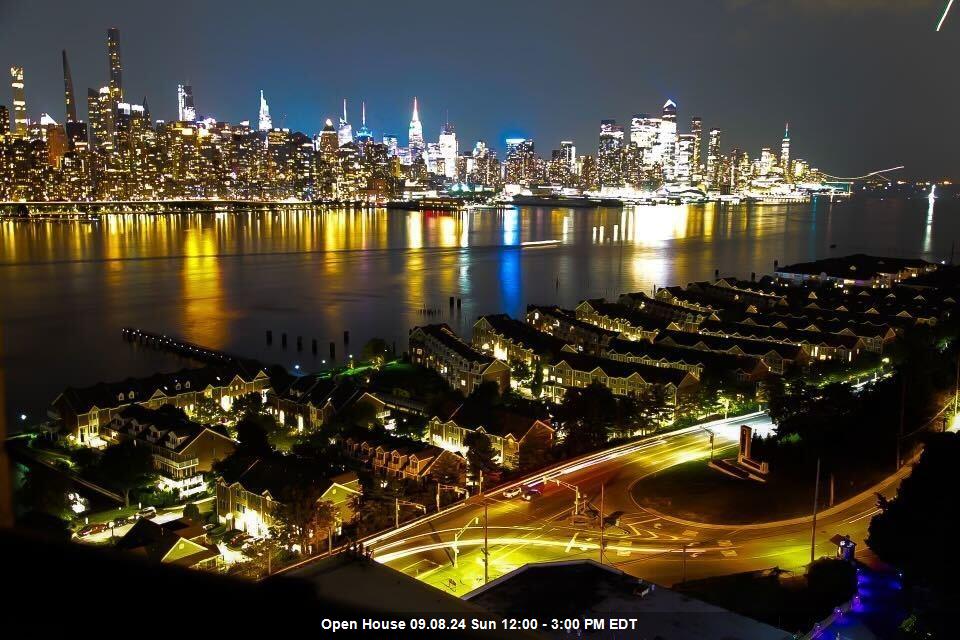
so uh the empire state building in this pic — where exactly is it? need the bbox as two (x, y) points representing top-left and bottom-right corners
(408, 97), (424, 162)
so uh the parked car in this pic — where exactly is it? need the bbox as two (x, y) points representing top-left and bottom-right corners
(227, 533), (252, 550)
(502, 486), (523, 499)
(75, 523), (108, 538)
(202, 523), (217, 532)
(521, 486), (542, 501)
(136, 506), (157, 520)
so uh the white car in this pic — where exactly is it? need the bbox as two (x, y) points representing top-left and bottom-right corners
(502, 486), (523, 499)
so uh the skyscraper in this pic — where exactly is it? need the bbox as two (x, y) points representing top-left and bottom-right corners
(382, 135), (398, 158)
(355, 101), (373, 145)
(598, 119), (625, 188)
(62, 50), (77, 123)
(107, 28), (123, 103)
(438, 119), (457, 179)
(10, 66), (27, 136)
(177, 84), (196, 122)
(0, 105), (9, 137)
(781, 123), (791, 183)
(630, 113), (660, 170)
(690, 117), (702, 183)
(675, 133), (696, 184)
(408, 97), (424, 163)
(706, 128), (722, 190)
(337, 99), (353, 146)
(560, 140), (576, 172)
(658, 100), (677, 181)
(318, 118), (338, 154)
(258, 90), (272, 132)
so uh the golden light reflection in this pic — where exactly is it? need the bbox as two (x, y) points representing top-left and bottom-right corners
(182, 223), (228, 349)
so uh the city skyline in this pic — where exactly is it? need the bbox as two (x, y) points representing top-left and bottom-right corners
(0, 0), (956, 180)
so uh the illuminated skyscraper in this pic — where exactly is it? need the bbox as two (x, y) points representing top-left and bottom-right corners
(62, 50), (77, 123)
(408, 97), (424, 162)
(658, 99), (677, 181)
(505, 137), (536, 185)
(0, 105), (9, 137)
(258, 90), (272, 132)
(438, 119), (457, 179)
(10, 66), (27, 136)
(598, 119), (625, 188)
(675, 133), (695, 184)
(706, 128), (722, 189)
(318, 118), (338, 154)
(560, 141), (576, 171)
(338, 99), (353, 146)
(107, 28), (123, 103)
(781, 123), (791, 183)
(383, 134), (398, 158)
(178, 84), (196, 122)
(690, 117), (702, 183)
(355, 101), (373, 145)
(630, 113), (660, 169)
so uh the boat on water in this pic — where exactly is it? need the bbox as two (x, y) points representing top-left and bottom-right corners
(509, 194), (624, 209)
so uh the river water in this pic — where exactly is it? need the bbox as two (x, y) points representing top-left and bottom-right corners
(0, 197), (954, 424)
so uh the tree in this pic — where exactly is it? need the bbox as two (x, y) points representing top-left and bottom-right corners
(276, 483), (338, 555)
(182, 502), (201, 522)
(867, 432), (960, 636)
(464, 431), (498, 475)
(805, 558), (857, 614)
(232, 392), (267, 419)
(361, 338), (391, 365)
(518, 427), (553, 472)
(556, 383), (635, 456)
(16, 467), (73, 519)
(94, 441), (155, 506)
(234, 414), (273, 456)
(636, 387), (669, 433)
(192, 395), (227, 425)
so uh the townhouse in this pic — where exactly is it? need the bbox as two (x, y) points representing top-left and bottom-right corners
(427, 407), (555, 470)
(540, 352), (699, 404)
(51, 364), (271, 446)
(409, 324), (510, 396)
(101, 404), (236, 499)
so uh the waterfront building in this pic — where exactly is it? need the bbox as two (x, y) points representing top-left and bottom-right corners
(505, 137), (537, 185)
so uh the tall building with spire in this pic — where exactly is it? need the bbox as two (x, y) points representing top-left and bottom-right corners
(107, 28), (123, 103)
(9, 66), (27, 137)
(337, 99), (353, 146)
(177, 84), (196, 122)
(781, 123), (791, 183)
(355, 101), (372, 145)
(408, 97), (424, 163)
(62, 50), (77, 123)
(258, 90), (272, 131)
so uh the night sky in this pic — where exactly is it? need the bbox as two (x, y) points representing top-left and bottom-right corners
(0, 0), (956, 179)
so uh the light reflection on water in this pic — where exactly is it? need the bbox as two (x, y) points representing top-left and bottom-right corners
(0, 198), (953, 422)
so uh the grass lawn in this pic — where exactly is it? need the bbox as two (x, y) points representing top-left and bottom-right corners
(633, 457), (837, 525)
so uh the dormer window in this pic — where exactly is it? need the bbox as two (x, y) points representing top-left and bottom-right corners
(176, 383), (182, 391)
(118, 392), (124, 402)
(185, 381), (191, 389)
(128, 391), (134, 400)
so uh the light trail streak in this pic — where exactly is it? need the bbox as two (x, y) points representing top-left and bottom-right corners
(937, 0), (954, 31)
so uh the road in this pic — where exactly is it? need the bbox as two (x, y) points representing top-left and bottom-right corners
(364, 413), (904, 597)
